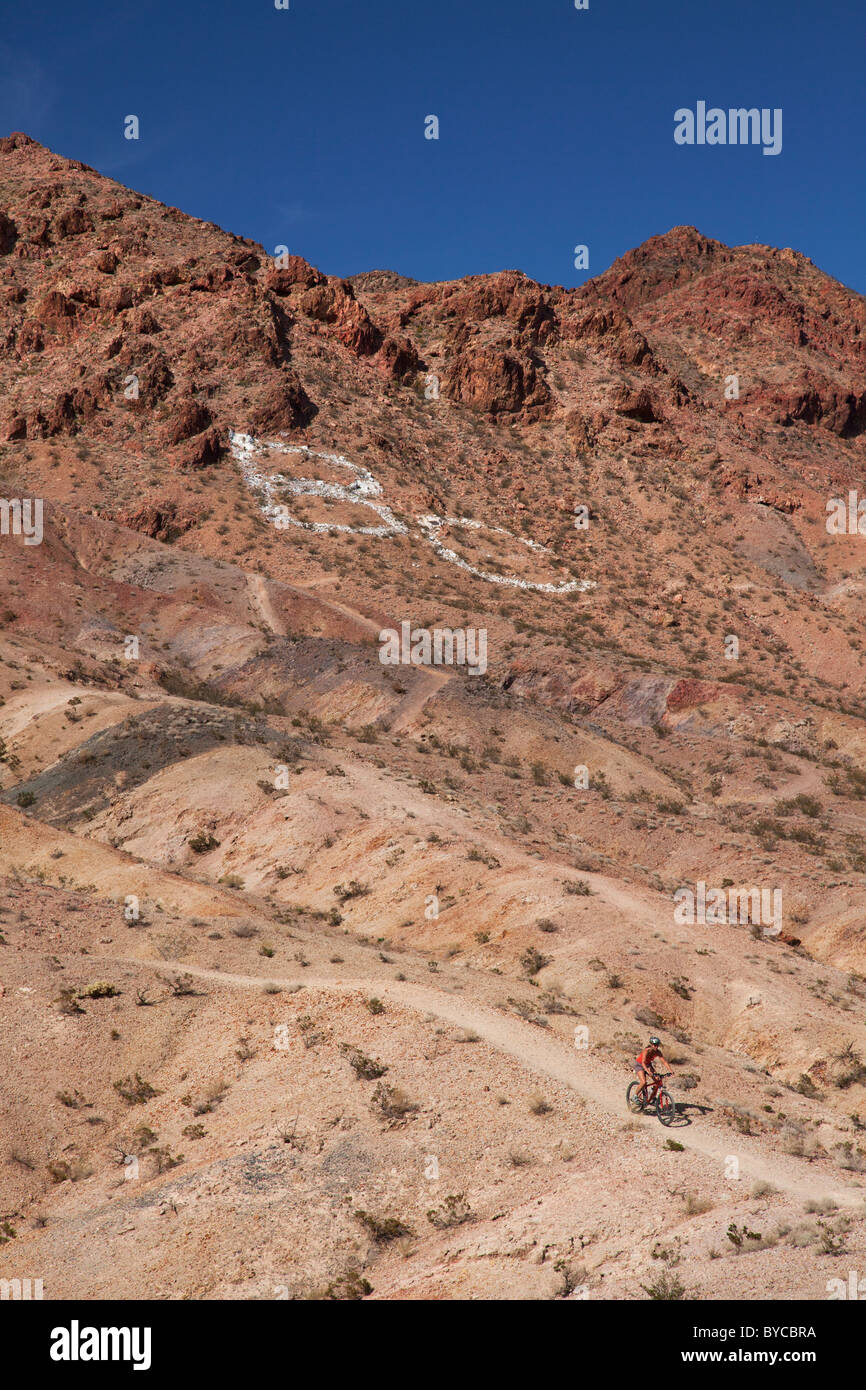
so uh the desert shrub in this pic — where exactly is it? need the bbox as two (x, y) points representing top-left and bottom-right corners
(188, 1079), (229, 1115)
(113, 1074), (159, 1105)
(466, 847), (500, 868)
(641, 1271), (685, 1300)
(370, 1082), (418, 1122)
(354, 1210), (413, 1243)
(751, 1181), (777, 1198)
(564, 879), (592, 896)
(334, 880), (370, 903)
(817, 1219), (850, 1255)
(794, 1073), (821, 1099)
(831, 1043), (866, 1090)
(775, 794), (822, 818)
(427, 1194), (473, 1229)
(188, 831), (220, 853)
(164, 973), (197, 996)
(79, 980), (120, 999)
(726, 1222), (762, 1253)
(149, 1146), (184, 1174)
(57, 988), (85, 1015)
(520, 946), (550, 976)
(540, 990), (577, 1015)
(634, 1007), (663, 1029)
(673, 1073), (699, 1092)
(319, 1270), (372, 1301)
(833, 1142), (866, 1173)
(827, 767), (866, 799)
(683, 1192), (714, 1215)
(507, 997), (549, 1027)
(340, 1045), (387, 1081)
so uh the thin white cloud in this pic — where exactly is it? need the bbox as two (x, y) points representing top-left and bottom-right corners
(0, 45), (56, 131)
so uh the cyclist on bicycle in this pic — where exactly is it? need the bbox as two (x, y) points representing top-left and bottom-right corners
(634, 1036), (671, 1101)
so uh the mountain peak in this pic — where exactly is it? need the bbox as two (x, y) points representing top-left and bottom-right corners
(0, 130), (41, 153)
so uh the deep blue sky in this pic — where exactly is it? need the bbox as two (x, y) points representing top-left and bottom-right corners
(1, 0), (863, 292)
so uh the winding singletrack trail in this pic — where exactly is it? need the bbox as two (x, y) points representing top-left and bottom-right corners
(122, 956), (866, 1210)
(247, 573), (288, 638)
(390, 668), (452, 731)
(246, 570), (452, 727)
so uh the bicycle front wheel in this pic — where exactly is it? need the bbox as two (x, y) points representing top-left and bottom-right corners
(657, 1089), (676, 1126)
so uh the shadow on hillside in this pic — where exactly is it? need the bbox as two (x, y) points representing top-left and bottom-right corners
(667, 1098), (715, 1127)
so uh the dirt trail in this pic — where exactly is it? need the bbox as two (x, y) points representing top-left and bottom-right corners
(747, 765), (825, 807)
(0, 681), (108, 738)
(333, 754), (664, 926)
(122, 956), (865, 1209)
(247, 569), (383, 641)
(247, 571), (451, 728)
(390, 669), (452, 731)
(247, 573), (288, 638)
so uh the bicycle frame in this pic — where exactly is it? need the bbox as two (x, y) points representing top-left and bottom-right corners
(641, 1077), (663, 1103)
(628, 1072), (675, 1125)
(637, 1071), (671, 1106)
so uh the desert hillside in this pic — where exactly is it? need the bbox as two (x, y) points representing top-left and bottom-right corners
(1, 131), (865, 1300)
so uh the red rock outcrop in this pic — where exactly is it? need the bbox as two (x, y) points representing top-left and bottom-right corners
(444, 345), (550, 415)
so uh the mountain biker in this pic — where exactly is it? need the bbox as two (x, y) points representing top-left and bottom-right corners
(634, 1036), (671, 1101)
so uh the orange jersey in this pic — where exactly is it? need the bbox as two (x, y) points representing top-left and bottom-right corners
(636, 1046), (661, 1069)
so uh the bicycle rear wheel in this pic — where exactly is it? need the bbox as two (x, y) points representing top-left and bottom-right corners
(657, 1089), (676, 1125)
(626, 1082), (645, 1113)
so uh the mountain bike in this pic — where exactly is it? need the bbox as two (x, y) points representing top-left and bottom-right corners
(626, 1071), (676, 1125)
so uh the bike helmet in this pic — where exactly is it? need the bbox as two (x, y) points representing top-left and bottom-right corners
(649, 1036), (661, 1046)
